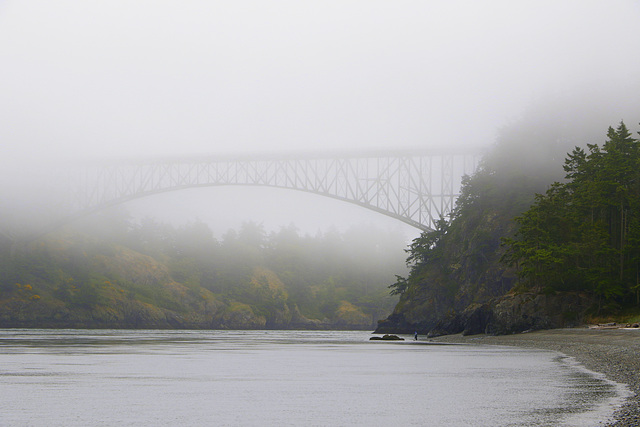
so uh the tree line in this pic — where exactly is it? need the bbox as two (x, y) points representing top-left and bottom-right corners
(125, 219), (407, 321)
(503, 122), (640, 311)
(0, 213), (407, 328)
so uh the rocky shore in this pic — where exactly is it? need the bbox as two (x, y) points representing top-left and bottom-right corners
(427, 328), (640, 426)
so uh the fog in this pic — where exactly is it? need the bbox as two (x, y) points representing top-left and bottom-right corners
(1, 0), (639, 238)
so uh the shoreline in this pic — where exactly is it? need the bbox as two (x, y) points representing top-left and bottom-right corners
(427, 328), (640, 426)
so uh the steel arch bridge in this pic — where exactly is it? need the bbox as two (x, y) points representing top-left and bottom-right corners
(54, 149), (481, 233)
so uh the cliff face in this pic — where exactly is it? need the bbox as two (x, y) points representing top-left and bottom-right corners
(423, 292), (594, 337)
(375, 204), (595, 336)
(375, 124), (593, 336)
(375, 204), (519, 335)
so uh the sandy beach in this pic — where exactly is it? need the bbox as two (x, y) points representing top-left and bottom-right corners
(428, 328), (640, 426)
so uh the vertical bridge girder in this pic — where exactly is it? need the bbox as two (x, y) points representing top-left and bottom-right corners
(62, 150), (482, 232)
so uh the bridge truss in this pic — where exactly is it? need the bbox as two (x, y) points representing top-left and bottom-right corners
(60, 150), (481, 232)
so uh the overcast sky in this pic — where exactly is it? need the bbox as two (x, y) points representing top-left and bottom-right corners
(1, 0), (639, 237)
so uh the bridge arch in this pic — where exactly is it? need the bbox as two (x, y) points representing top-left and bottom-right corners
(56, 150), (481, 233)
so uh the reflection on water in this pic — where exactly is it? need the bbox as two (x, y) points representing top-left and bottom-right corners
(0, 329), (630, 426)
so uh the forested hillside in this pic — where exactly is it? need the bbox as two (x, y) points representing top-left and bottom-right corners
(503, 122), (640, 310)
(0, 218), (406, 330)
(377, 120), (640, 336)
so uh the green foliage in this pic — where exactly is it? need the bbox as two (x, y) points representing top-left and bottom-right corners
(503, 122), (640, 310)
(0, 214), (406, 328)
(67, 280), (101, 309)
(389, 219), (452, 296)
(384, 117), (640, 333)
(406, 219), (449, 273)
(388, 275), (408, 296)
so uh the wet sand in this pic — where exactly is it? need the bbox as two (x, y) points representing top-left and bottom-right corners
(428, 328), (640, 426)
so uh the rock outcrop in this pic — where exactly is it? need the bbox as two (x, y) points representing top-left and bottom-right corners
(369, 334), (404, 341)
(376, 291), (594, 337)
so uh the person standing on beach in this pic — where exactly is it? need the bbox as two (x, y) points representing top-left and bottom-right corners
(414, 331), (418, 341)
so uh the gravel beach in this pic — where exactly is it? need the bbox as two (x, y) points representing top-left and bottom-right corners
(428, 328), (640, 426)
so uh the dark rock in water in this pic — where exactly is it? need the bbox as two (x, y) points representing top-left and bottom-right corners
(370, 334), (405, 341)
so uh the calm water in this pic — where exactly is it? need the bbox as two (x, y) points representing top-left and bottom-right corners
(0, 329), (630, 426)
